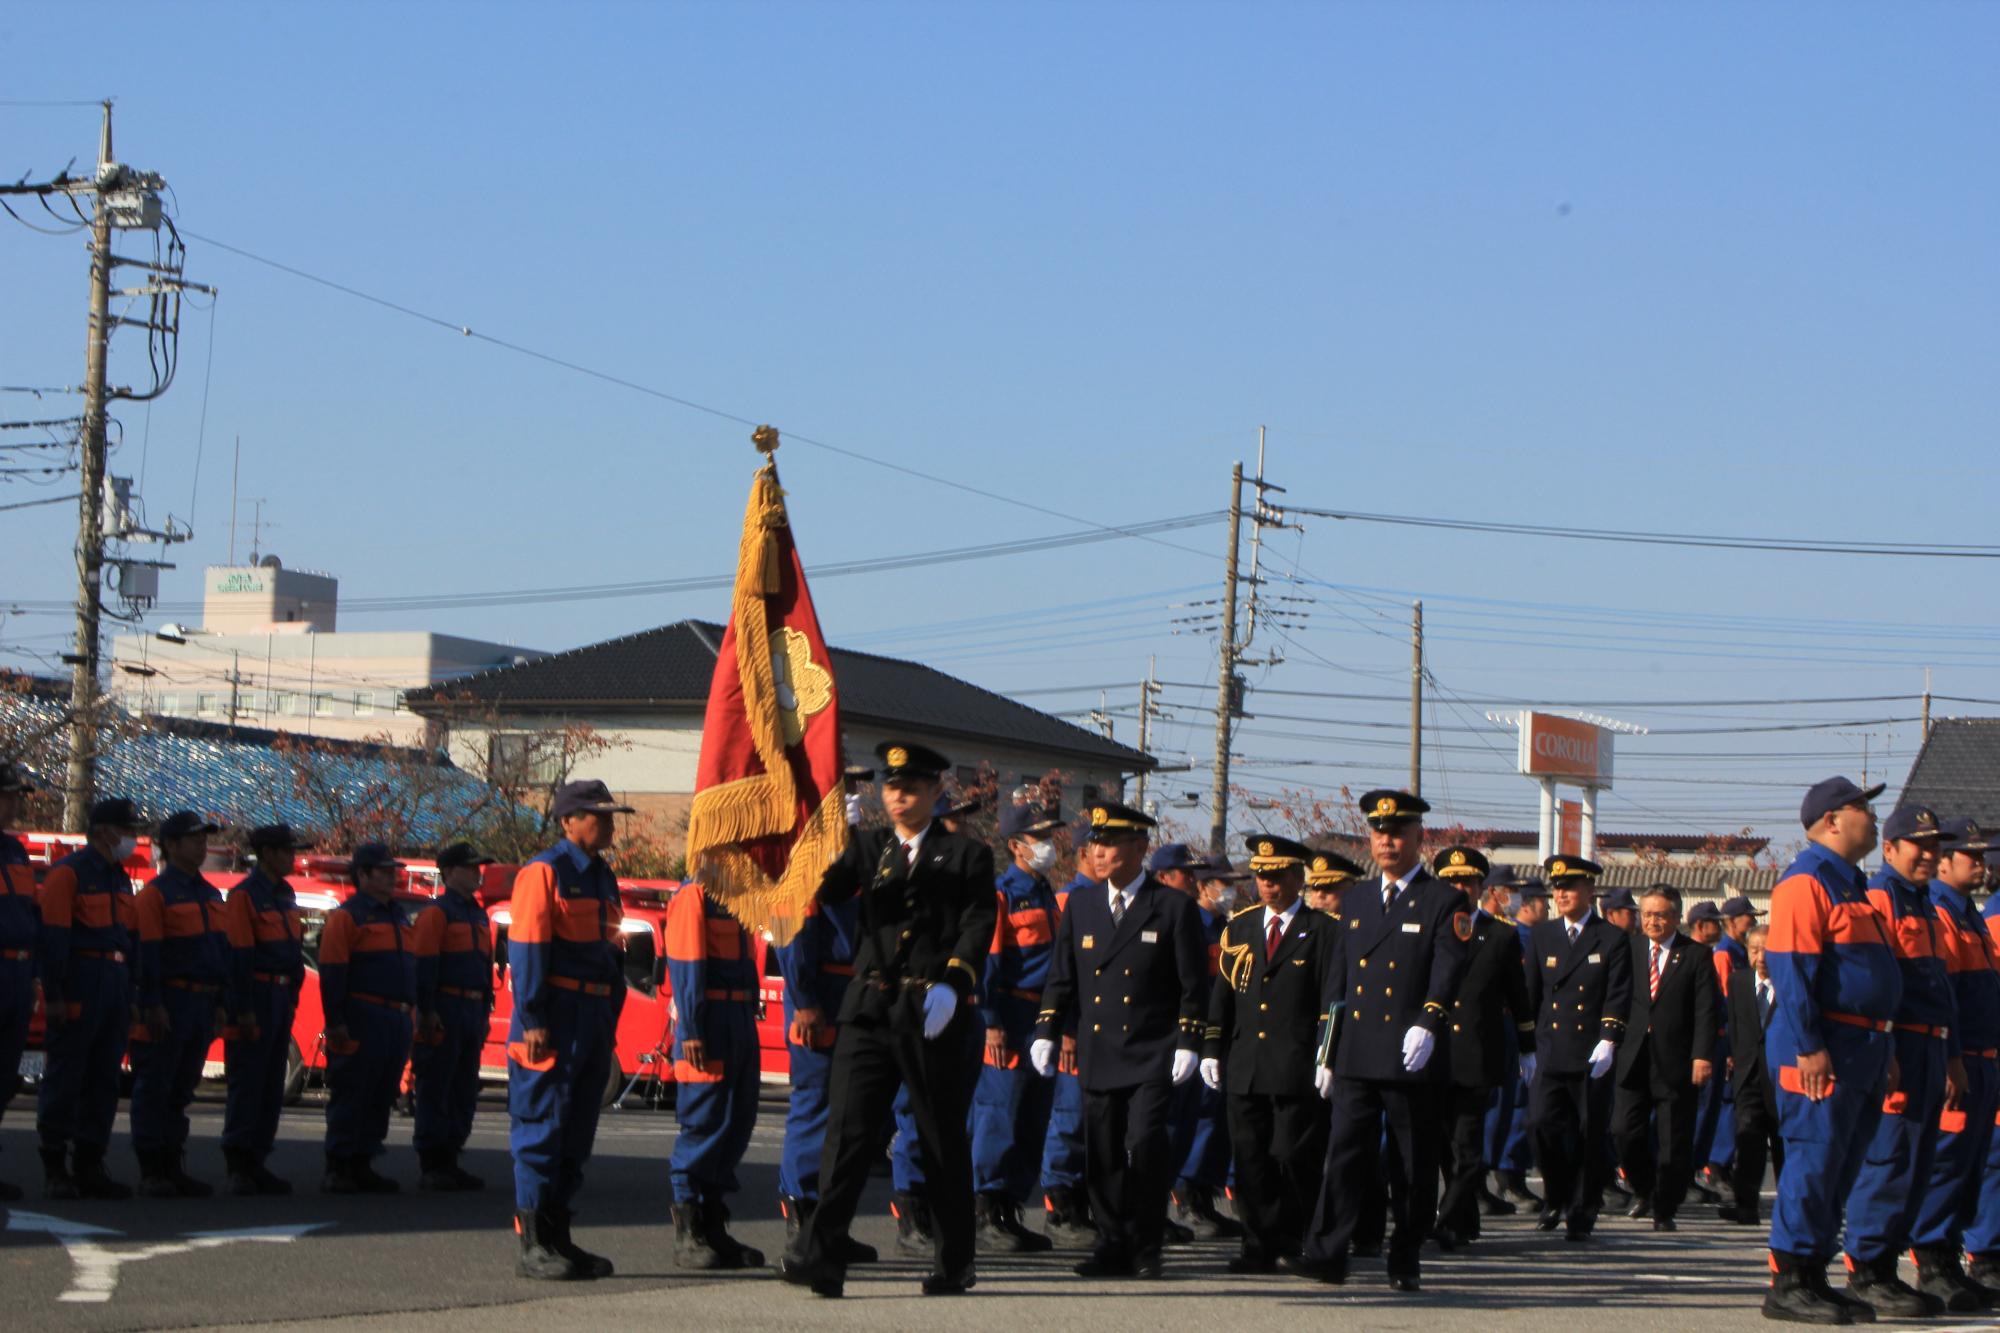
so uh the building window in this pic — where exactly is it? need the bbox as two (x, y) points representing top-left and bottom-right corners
(158, 693), (179, 714)
(313, 692), (337, 717)
(271, 692), (295, 716)
(197, 693), (221, 717)
(489, 732), (565, 787)
(354, 692), (374, 717)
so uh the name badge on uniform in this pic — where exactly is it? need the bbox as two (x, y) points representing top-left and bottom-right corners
(1401, 922), (1421, 934)
(1082, 935), (1095, 950)
(1546, 956), (1559, 967)
(1588, 953), (1602, 964)
(1141, 930), (1158, 943)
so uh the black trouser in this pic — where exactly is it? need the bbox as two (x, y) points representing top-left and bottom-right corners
(1083, 1077), (1174, 1261)
(1531, 1069), (1615, 1226)
(1613, 1076), (1699, 1221)
(1437, 1083), (1495, 1236)
(1226, 1089), (1330, 1259)
(1730, 1076), (1784, 1215)
(1302, 1077), (1441, 1278)
(796, 1011), (975, 1276)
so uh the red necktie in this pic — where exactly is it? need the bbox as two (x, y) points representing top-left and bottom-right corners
(1649, 944), (1662, 1000)
(1267, 914), (1283, 961)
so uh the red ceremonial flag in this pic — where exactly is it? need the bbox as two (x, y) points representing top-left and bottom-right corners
(684, 427), (847, 943)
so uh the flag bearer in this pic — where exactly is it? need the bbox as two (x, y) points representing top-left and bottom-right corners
(319, 842), (415, 1195)
(1907, 820), (2000, 1310)
(131, 810), (230, 1198)
(506, 780), (632, 1281)
(35, 797), (143, 1200)
(221, 822), (311, 1196)
(970, 803), (1063, 1253)
(666, 878), (765, 1270)
(1761, 777), (1902, 1324)
(411, 841), (496, 1192)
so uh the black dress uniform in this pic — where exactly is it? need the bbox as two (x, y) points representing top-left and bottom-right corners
(1431, 846), (1534, 1248)
(1612, 925), (1718, 1229)
(786, 743), (996, 1298)
(1204, 835), (1341, 1270)
(1524, 856), (1632, 1240)
(1036, 802), (1209, 1277)
(1294, 791), (1471, 1290)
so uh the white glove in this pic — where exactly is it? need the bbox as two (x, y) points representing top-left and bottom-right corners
(1400, 1025), (1436, 1073)
(1199, 1057), (1222, 1091)
(844, 792), (862, 824)
(921, 984), (957, 1039)
(1171, 1049), (1198, 1085)
(1588, 1039), (1616, 1079)
(1314, 1066), (1335, 1101)
(1030, 1037), (1056, 1078)
(1519, 1052), (1538, 1084)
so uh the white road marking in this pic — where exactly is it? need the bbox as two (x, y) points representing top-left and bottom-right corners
(7, 1211), (330, 1304)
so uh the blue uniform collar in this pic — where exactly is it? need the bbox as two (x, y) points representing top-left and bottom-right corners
(1870, 865), (1927, 900)
(1932, 879), (1975, 916)
(996, 863), (1044, 894)
(555, 839), (592, 874)
(1797, 841), (1866, 894)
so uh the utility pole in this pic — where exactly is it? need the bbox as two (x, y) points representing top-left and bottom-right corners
(227, 649), (242, 731)
(1208, 463), (1245, 854)
(62, 105), (118, 832)
(1134, 656), (1162, 812)
(1922, 667), (1933, 740)
(1408, 601), (1424, 796)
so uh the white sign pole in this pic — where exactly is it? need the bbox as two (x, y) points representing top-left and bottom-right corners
(1580, 786), (1599, 860)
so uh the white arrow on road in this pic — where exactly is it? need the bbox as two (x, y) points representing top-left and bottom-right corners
(7, 1210), (330, 1303)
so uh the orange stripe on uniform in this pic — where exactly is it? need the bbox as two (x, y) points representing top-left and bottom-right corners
(1825, 900), (1891, 947)
(351, 921), (405, 952)
(1006, 908), (1053, 947)
(508, 862), (557, 946)
(555, 897), (609, 944)
(1942, 1108), (1969, 1135)
(411, 905), (445, 959)
(704, 917), (743, 961)
(161, 901), (216, 939)
(39, 864), (77, 929)
(665, 882), (707, 963)
(3, 862), (35, 898)
(223, 889), (257, 950)
(443, 921), (480, 953)
(318, 910), (354, 965)
(134, 885), (166, 943)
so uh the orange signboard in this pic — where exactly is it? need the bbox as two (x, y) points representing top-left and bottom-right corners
(1557, 799), (1583, 855)
(1518, 711), (1614, 786)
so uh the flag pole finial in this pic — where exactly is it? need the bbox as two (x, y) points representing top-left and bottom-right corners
(752, 425), (781, 455)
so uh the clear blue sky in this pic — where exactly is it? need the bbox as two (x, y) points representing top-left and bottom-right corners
(3, 1), (1995, 849)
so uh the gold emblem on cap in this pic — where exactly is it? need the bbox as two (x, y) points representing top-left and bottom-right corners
(1313, 856), (1328, 872)
(1918, 810), (1935, 825)
(886, 746), (908, 769)
(1450, 850), (1466, 867)
(1375, 796), (1396, 816)
(1258, 840), (1274, 857)
(1091, 806), (1109, 827)
(1552, 859), (1568, 876)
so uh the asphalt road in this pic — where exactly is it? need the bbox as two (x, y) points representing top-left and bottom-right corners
(0, 1086), (1986, 1331)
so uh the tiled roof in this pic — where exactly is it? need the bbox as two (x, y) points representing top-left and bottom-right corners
(1899, 717), (2000, 828)
(408, 619), (1154, 770)
(0, 690), (502, 845)
(1450, 828), (1770, 855)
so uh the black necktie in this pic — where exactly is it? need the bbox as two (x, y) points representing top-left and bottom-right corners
(1110, 889), (1126, 928)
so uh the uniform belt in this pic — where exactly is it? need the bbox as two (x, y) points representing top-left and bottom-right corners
(550, 975), (613, 997)
(251, 970), (295, 985)
(163, 977), (221, 994)
(349, 991), (412, 1013)
(821, 962), (855, 976)
(75, 949), (125, 962)
(0, 948), (30, 961)
(1003, 986), (1043, 1002)
(1900, 1022), (1949, 1039)
(1971, 1048), (2000, 1061)
(437, 984), (484, 1000)
(1825, 1011), (1892, 1034)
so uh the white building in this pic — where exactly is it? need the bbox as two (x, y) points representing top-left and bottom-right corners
(109, 560), (542, 744)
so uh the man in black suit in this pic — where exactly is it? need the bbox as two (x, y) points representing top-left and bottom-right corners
(1721, 923), (1783, 1226)
(1432, 845), (1535, 1249)
(1201, 834), (1342, 1272)
(1288, 790), (1471, 1293)
(1032, 802), (1208, 1280)
(1525, 855), (1632, 1242)
(1611, 885), (1718, 1232)
(781, 742), (997, 1299)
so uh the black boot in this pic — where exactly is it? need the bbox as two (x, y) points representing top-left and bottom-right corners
(1845, 1254), (1938, 1319)
(348, 1155), (399, 1195)
(976, 1194), (1019, 1254)
(1043, 1185), (1099, 1249)
(248, 1154), (292, 1196)
(136, 1148), (183, 1199)
(1913, 1247), (1987, 1313)
(996, 1195), (1052, 1253)
(782, 1193), (809, 1243)
(703, 1198), (764, 1270)
(1970, 1256), (2000, 1290)
(321, 1153), (357, 1194)
(673, 1201), (724, 1270)
(1478, 1177), (1516, 1216)
(1173, 1183), (1243, 1240)
(419, 1148), (468, 1192)
(443, 1151), (483, 1191)
(225, 1147), (261, 1197)
(891, 1190), (933, 1258)
(1802, 1258), (1875, 1322)
(70, 1144), (131, 1200)
(1763, 1251), (1851, 1324)
(515, 1209), (579, 1281)
(1496, 1168), (1542, 1208)
(161, 1150), (212, 1198)
(41, 1145), (79, 1200)
(549, 1205), (614, 1278)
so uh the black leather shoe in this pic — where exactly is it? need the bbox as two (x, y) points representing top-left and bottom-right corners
(1537, 1208), (1562, 1232)
(921, 1266), (976, 1296)
(1227, 1252), (1277, 1274)
(1281, 1254), (1347, 1285)
(1431, 1225), (1464, 1252)
(1074, 1251), (1134, 1279)
(1627, 1196), (1652, 1220)
(1388, 1273), (1421, 1293)
(1718, 1204), (1762, 1226)
(1565, 1222), (1593, 1243)
(832, 1235), (879, 1265)
(1161, 1218), (1195, 1246)
(1652, 1217), (1678, 1233)
(777, 1254), (844, 1299)
(1133, 1250), (1165, 1280)
(1764, 1269), (1852, 1325)
(1479, 1182), (1517, 1217)
(1350, 1242), (1383, 1258)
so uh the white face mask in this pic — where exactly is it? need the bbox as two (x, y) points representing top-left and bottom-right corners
(112, 835), (138, 861)
(1023, 841), (1058, 874)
